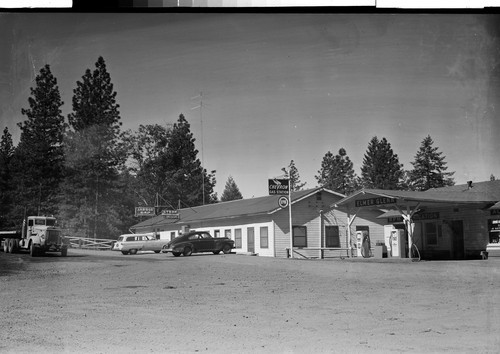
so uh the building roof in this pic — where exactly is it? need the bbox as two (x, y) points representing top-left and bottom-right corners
(335, 180), (500, 209)
(131, 187), (344, 232)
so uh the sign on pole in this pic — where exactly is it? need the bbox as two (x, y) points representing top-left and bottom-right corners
(268, 178), (289, 195)
(278, 196), (289, 208)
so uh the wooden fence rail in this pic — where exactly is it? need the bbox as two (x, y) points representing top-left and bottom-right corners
(66, 236), (115, 250)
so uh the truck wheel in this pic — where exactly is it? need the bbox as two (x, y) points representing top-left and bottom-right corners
(4, 238), (10, 253)
(129, 249), (137, 255)
(61, 247), (68, 257)
(7, 238), (15, 253)
(172, 251), (181, 257)
(222, 244), (232, 254)
(183, 247), (192, 256)
(30, 242), (37, 257)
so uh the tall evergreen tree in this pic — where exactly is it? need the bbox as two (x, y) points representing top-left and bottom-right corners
(288, 160), (306, 191)
(316, 148), (360, 195)
(60, 56), (128, 238)
(9, 64), (66, 221)
(0, 127), (15, 227)
(161, 114), (217, 207)
(361, 137), (404, 190)
(408, 135), (455, 191)
(221, 176), (243, 201)
(124, 124), (172, 208)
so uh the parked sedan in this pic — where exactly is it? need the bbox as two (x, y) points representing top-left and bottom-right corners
(162, 231), (234, 257)
(112, 233), (169, 255)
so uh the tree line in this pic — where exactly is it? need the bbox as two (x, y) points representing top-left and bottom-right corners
(0, 56), (456, 238)
(0, 57), (216, 238)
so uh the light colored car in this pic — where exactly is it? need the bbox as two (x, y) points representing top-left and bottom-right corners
(112, 233), (169, 255)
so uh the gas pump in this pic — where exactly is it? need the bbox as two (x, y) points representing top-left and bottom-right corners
(356, 231), (363, 257)
(390, 229), (407, 258)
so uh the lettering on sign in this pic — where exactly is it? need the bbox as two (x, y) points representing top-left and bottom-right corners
(355, 197), (397, 207)
(135, 206), (156, 217)
(388, 212), (440, 223)
(161, 209), (179, 219)
(491, 209), (500, 216)
(268, 179), (289, 195)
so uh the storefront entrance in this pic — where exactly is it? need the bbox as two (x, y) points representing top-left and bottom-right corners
(451, 220), (464, 259)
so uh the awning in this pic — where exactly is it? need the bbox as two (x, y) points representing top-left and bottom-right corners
(489, 202), (500, 210)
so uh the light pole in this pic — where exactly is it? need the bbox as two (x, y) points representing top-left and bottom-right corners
(282, 167), (293, 259)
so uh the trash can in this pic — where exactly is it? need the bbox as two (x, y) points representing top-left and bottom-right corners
(374, 242), (387, 259)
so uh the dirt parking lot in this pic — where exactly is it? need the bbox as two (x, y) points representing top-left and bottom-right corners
(1, 249), (499, 353)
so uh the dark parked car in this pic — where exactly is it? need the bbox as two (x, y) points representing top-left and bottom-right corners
(162, 231), (234, 257)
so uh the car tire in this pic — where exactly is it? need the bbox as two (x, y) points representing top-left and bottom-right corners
(172, 252), (181, 257)
(129, 249), (137, 255)
(183, 247), (192, 256)
(121, 251), (129, 255)
(222, 244), (232, 254)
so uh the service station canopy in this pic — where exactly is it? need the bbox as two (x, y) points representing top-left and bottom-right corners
(335, 188), (500, 219)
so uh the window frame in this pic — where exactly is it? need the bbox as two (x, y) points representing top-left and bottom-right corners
(325, 225), (340, 248)
(293, 226), (307, 248)
(260, 226), (269, 249)
(234, 228), (242, 248)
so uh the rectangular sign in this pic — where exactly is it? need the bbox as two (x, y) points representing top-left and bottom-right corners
(388, 212), (440, 223)
(355, 197), (397, 208)
(135, 206), (156, 217)
(161, 209), (179, 219)
(491, 209), (500, 216)
(268, 179), (289, 195)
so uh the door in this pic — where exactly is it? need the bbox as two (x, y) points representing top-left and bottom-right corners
(247, 227), (255, 253)
(451, 220), (465, 260)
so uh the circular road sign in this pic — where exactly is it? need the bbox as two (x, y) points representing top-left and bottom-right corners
(278, 196), (289, 209)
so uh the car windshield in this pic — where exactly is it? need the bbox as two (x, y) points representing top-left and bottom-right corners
(200, 233), (213, 239)
(117, 236), (124, 242)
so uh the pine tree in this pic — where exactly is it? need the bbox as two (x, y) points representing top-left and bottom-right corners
(361, 137), (404, 190)
(221, 176), (243, 201)
(60, 56), (128, 238)
(9, 64), (66, 220)
(124, 124), (172, 208)
(161, 114), (217, 207)
(316, 148), (360, 195)
(288, 160), (306, 191)
(408, 135), (455, 191)
(0, 127), (15, 227)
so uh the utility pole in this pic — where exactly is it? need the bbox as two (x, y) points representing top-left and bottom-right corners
(191, 91), (206, 205)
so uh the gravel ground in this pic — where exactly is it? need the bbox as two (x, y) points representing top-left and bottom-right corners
(1, 249), (499, 354)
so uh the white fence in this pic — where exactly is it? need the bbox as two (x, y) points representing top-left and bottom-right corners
(66, 236), (115, 250)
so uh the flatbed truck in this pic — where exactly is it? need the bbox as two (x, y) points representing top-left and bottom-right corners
(0, 216), (68, 257)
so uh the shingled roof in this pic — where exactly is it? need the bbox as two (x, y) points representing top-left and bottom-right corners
(130, 187), (344, 232)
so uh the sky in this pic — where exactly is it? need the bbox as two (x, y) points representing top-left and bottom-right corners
(1, 12), (499, 199)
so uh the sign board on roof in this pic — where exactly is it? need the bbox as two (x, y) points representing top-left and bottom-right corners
(135, 206), (155, 217)
(161, 209), (179, 219)
(355, 197), (397, 207)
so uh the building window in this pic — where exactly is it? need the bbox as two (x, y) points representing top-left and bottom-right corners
(260, 226), (269, 248)
(170, 232), (176, 241)
(325, 226), (340, 247)
(234, 228), (242, 248)
(316, 192), (322, 201)
(424, 222), (440, 245)
(293, 226), (307, 247)
(488, 219), (500, 243)
(224, 229), (232, 239)
(214, 229), (220, 238)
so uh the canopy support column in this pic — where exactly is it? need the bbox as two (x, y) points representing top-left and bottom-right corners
(395, 202), (420, 257)
(347, 208), (359, 258)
